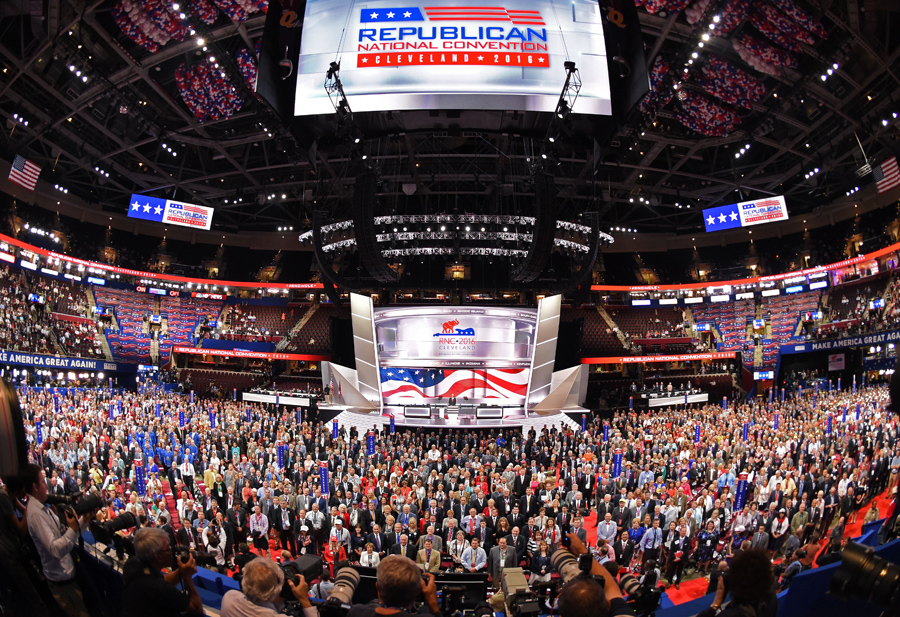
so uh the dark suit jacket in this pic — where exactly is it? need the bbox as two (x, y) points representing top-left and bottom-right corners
(391, 543), (417, 559)
(507, 533), (527, 563)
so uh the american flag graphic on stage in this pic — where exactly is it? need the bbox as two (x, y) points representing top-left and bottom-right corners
(8, 155), (41, 191)
(874, 156), (900, 194)
(380, 367), (529, 403)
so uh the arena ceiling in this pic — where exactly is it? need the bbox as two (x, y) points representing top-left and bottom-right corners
(0, 0), (899, 237)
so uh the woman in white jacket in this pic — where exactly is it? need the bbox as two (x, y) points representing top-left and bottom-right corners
(359, 542), (380, 568)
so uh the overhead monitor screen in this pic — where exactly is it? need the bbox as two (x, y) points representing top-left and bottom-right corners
(373, 306), (536, 404)
(294, 0), (612, 116)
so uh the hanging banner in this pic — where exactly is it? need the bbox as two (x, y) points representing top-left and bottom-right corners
(319, 461), (329, 495)
(35, 418), (42, 445)
(774, 412), (779, 431)
(332, 419), (339, 440)
(246, 407), (252, 423)
(826, 412), (833, 435)
(179, 409), (186, 428)
(781, 388), (785, 402)
(296, 407), (303, 425)
(842, 405), (847, 423)
(856, 402), (861, 421)
(390, 414), (395, 434)
(233, 388), (237, 401)
(190, 391), (194, 404)
(109, 402), (115, 419)
(838, 376), (842, 391)
(581, 414), (587, 432)
(209, 408), (216, 429)
(602, 423), (609, 442)
(367, 431), (376, 456)
(768, 388), (773, 404)
(742, 422), (749, 442)
(134, 458), (145, 497)
(277, 440), (285, 468)
(722, 396), (727, 410)
(735, 472), (748, 509)
(694, 424), (701, 444)
(629, 396), (633, 410)
(853, 375), (857, 394)
(155, 401), (161, 418)
(612, 448), (623, 478)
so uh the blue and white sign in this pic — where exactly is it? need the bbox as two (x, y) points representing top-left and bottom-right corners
(127, 194), (214, 231)
(0, 349), (128, 372)
(781, 329), (900, 355)
(703, 195), (788, 233)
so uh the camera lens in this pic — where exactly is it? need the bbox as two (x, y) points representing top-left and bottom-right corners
(549, 549), (581, 586)
(830, 541), (900, 612)
(328, 567), (361, 605)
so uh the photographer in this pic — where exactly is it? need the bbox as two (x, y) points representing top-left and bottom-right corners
(22, 464), (92, 617)
(122, 527), (203, 617)
(556, 532), (632, 617)
(220, 557), (315, 617)
(346, 555), (441, 617)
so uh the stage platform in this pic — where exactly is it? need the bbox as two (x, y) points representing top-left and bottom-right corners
(321, 404), (584, 434)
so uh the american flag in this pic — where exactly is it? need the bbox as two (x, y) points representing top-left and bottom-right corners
(380, 367), (529, 403)
(874, 156), (900, 194)
(8, 155), (41, 191)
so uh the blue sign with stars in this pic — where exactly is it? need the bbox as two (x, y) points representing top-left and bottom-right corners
(702, 204), (742, 232)
(127, 194), (168, 223)
(360, 7), (424, 22)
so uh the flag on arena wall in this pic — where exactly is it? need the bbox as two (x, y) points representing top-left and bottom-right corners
(874, 156), (900, 194)
(8, 155), (41, 191)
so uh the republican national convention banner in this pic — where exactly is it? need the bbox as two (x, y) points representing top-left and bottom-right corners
(0, 349), (133, 372)
(127, 194), (214, 231)
(780, 329), (900, 355)
(703, 195), (789, 233)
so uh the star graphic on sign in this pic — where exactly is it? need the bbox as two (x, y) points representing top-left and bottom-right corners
(403, 376), (410, 381)
(387, 371), (394, 377)
(718, 213), (727, 223)
(706, 215), (715, 226)
(370, 11), (378, 19)
(362, 57), (368, 63)
(131, 201), (140, 211)
(539, 57), (545, 62)
(143, 204), (151, 213)
(403, 11), (411, 17)
(729, 211), (738, 221)
(387, 11), (395, 18)
(478, 55), (484, 61)
(154, 205), (163, 215)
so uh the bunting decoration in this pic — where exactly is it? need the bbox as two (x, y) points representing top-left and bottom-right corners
(695, 55), (767, 110)
(674, 90), (741, 136)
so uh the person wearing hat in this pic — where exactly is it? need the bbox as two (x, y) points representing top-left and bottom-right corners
(330, 516), (351, 550)
(768, 509), (790, 557)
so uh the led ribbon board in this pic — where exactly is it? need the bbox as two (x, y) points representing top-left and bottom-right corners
(703, 195), (788, 233)
(294, 0), (611, 115)
(127, 194), (214, 231)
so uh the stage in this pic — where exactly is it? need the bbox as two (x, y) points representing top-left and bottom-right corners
(319, 403), (583, 433)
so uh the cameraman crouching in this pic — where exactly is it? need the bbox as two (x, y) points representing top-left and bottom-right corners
(221, 558), (316, 617)
(122, 527), (203, 617)
(347, 555), (441, 617)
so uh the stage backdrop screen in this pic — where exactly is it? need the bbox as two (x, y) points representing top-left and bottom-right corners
(294, 0), (612, 116)
(374, 306), (537, 404)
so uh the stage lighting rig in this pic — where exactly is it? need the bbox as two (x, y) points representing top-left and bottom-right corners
(325, 61), (368, 161)
(537, 61), (582, 169)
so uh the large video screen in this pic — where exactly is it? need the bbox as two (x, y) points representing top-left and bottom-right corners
(295, 0), (612, 116)
(374, 306), (536, 404)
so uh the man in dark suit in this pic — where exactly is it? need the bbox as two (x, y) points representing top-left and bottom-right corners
(273, 498), (297, 556)
(506, 527), (528, 565)
(519, 488), (537, 518)
(390, 534), (417, 559)
(488, 537), (517, 589)
(359, 500), (383, 534)
(476, 520), (494, 551)
(367, 524), (388, 559)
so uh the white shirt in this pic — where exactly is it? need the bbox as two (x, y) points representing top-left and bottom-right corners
(26, 497), (86, 583)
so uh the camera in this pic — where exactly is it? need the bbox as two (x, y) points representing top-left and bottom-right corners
(90, 509), (138, 555)
(830, 541), (900, 613)
(318, 565), (360, 617)
(281, 555), (324, 601)
(618, 573), (662, 617)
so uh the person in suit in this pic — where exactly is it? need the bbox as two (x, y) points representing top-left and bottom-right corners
(750, 523), (770, 551)
(273, 498), (297, 556)
(572, 517), (588, 545)
(416, 538), (441, 572)
(476, 519), (494, 551)
(367, 524), (388, 559)
(506, 527), (528, 565)
(613, 530), (635, 567)
(520, 488), (537, 518)
(417, 525), (443, 553)
(488, 537), (517, 588)
(390, 534), (417, 559)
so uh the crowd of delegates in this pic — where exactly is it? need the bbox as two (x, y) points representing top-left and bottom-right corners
(0, 265), (56, 355)
(9, 380), (900, 609)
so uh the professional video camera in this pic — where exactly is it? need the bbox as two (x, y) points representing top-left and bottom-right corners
(501, 568), (541, 617)
(280, 555), (324, 602)
(830, 541), (900, 614)
(549, 546), (600, 585)
(618, 572), (662, 617)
